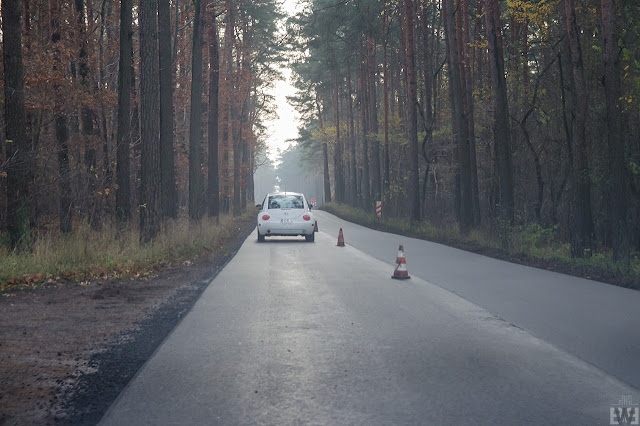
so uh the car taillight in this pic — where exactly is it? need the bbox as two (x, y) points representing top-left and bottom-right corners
(303, 214), (311, 221)
(262, 214), (270, 221)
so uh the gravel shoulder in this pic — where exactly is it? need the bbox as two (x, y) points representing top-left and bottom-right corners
(0, 215), (256, 425)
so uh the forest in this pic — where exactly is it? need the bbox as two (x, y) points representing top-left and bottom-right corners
(1, 0), (639, 271)
(1, 0), (283, 247)
(287, 0), (640, 265)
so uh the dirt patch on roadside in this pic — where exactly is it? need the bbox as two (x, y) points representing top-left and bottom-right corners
(0, 216), (256, 425)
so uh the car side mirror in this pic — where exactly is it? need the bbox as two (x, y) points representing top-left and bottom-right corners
(308, 204), (312, 210)
(256, 204), (262, 210)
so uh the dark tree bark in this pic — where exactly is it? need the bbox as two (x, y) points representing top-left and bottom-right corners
(443, 0), (472, 234)
(333, 75), (345, 203)
(564, 0), (593, 257)
(238, 83), (249, 212)
(240, 96), (250, 211)
(208, 11), (220, 219)
(98, 0), (113, 218)
(239, 12), (251, 212)
(158, 0), (177, 218)
(316, 92), (331, 203)
(139, 0), (162, 242)
(75, 0), (101, 230)
(485, 0), (515, 220)
(189, 0), (205, 220)
(222, 0), (235, 214)
(601, 0), (628, 261)
(50, 0), (73, 234)
(382, 3), (391, 202)
(323, 139), (331, 203)
(403, 0), (421, 223)
(367, 34), (381, 204)
(474, 1), (484, 93)
(459, 0), (480, 225)
(347, 63), (358, 206)
(116, 0), (132, 225)
(230, 3), (242, 216)
(359, 51), (370, 209)
(3, 0), (31, 250)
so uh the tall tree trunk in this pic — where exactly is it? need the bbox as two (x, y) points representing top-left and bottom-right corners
(347, 63), (358, 206)
(239, 12), (253, 212)
(601, 0), (628, 262)
(443, 0), (472, 234)
(248, 129), (255, 205)
(556, 48), (574, 225)
(232, 111), (242, 215)
(459, 0), (480, 225)
(359, 51), (370, 209)
(564, 0), (593, 257)
(98, 0), (112, 218)
(189, 0), (205, 220)
(239, 64), (251, 212)
(485, 0), (515, 220)
(223, 0), (235, 214)
(333, 75), (344, 203)
(474, 1), (484, 94)
(158, 0), (177, 218)
(51, 0), (73, 233)
(316, 93), (331, 203)
(3, 0), (31, 250)
(173, 0), (179, 63)
(383, 3), (391, 203)
(403, 0), (421, 223)
(76, 0), (100, 230)
(208, 12), (220, 219)
(139, 0), (162, 242)
(115, 0), (132, 225)
(367, 34), (381, 205)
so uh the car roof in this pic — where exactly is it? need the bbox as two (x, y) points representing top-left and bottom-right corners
(266, 192), (304, 197)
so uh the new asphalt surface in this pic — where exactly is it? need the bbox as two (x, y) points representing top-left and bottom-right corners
(100, 212), (639, 424)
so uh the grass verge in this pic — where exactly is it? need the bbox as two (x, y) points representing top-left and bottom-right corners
(321, 203), (640, 289)
(0, 212), (255, 291)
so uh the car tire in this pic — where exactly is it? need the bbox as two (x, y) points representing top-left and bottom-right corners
(257, 230), (265, 242)
(305, 233), (315, 242)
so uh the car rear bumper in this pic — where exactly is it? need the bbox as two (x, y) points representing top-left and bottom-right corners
(260, 229), (311, 236)
(258, 224), (314, 236)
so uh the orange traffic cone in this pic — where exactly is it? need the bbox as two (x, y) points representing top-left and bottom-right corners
(392, 244), (411, 279)
(337, 228), (345, 247)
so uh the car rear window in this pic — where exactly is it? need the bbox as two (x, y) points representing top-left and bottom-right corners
(268, 195), (304, 209)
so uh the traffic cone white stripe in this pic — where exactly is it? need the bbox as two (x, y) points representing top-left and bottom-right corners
(392, 244), (411, 280)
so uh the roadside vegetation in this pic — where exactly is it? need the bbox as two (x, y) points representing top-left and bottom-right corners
(0, 212), (254, 291)
(321, 203), (640, 289)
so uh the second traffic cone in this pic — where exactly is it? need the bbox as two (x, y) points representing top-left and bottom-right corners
(337, 228), (345, 247)
(392, 244), (411, 279)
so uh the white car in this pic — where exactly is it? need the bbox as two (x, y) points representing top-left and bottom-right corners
(256, 192), (317, 242)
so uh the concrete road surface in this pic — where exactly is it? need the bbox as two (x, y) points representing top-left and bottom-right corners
(101, 215), (638, 425)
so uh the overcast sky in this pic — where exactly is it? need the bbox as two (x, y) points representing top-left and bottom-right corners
(263, 0), (302, 165)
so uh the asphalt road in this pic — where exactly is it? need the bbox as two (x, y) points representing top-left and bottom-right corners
(101, 212), (639, 425)
(314, 211), (640, 391)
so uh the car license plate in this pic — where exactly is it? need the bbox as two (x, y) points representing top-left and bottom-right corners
(281, 219), (292, 225)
